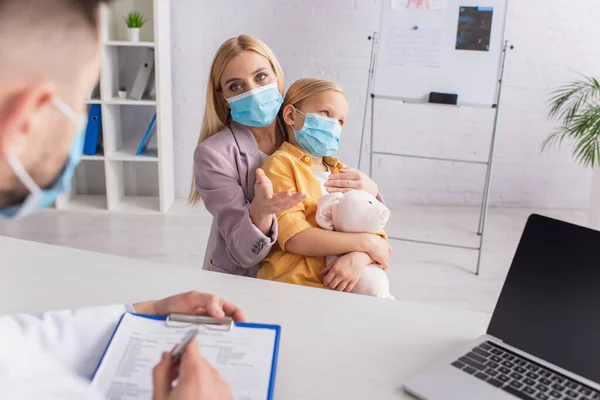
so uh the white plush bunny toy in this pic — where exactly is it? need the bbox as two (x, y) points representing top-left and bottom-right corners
(316, 190), (393, 299)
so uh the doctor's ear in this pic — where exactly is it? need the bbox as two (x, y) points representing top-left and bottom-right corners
(0, 81), (55, 157)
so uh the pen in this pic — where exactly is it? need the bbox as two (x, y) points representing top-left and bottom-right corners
(171, 328), (199, 364)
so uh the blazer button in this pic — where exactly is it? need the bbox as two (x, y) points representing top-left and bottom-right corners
(304, 157), (310, 162)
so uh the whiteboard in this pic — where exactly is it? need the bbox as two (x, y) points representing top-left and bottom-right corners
(373, 0), (507, 106)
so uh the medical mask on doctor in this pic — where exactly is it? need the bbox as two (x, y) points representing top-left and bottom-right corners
(227, 81), (283, 128)
(0, 98), (87, 219)
(292, 108), (342, 158)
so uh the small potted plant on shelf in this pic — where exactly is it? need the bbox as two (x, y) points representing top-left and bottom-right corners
(125, 11), (146, 42)
(543, 75), (600, 229)
(118, 86), (127, 99)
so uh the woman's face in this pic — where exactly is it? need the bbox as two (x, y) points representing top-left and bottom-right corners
(219, 51), (277, 100)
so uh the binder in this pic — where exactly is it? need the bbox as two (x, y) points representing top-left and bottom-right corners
(92, 312), (281, 400)
(130, 49), (155, 100)
(144, 67), (156, 100)
(136, 112), (157, 156)
(83, 105), (102, 155)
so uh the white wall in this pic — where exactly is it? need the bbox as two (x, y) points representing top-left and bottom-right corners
(170, 0), (599, 208)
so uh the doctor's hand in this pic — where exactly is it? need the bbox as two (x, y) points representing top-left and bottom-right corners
(250, 168), (306, 235)
(133, 291), (246, 322)
(153, 339), (233, 400)
(324, 168), (379, 198)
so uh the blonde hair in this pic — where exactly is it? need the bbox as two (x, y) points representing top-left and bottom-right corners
(188, 35), (285, 205)
(282, 77), (346, 114)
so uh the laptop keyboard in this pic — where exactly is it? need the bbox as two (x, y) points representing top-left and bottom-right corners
(451, 341), (599, 400)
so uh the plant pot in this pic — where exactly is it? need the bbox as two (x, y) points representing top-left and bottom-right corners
(118, 90), (127, 99)
(127, 28), (140, 42)
(589, 168), (600, 230)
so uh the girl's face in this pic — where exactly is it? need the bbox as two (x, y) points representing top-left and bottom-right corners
(285, 90), (349, 134)
(219, 51), (278, 100)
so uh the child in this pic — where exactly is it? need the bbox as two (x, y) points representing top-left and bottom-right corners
(257, 78), (392, 297)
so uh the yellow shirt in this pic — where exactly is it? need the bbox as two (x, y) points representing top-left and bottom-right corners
(257, 142), (346, 288)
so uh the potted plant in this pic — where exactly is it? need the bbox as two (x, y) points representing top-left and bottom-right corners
(124, 11), (146, 42)
(118, 86), (127, 99)
(543, 76), (600, 229)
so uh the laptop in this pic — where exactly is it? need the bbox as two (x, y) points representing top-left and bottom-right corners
(404, 214), (600, 400)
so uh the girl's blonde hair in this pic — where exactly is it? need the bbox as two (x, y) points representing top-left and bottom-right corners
(188, 35), (285, 205)
(281, 77), (346, 116)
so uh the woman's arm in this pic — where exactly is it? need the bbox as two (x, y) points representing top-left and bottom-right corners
(194, 144), (277, 269)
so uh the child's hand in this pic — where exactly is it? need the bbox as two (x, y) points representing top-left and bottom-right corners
(362, 235), (391, 270)
(321, 252), (372, 292)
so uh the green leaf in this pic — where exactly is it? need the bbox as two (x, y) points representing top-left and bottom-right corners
(124, 11), (146, 28)
(543, 75), (600, 169)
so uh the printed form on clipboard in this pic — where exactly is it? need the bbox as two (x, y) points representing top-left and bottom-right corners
(91, 313), (281, 400)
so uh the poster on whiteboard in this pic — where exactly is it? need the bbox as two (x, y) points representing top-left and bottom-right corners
(391, 0), (448, 10)
(455, 6), (494, 51)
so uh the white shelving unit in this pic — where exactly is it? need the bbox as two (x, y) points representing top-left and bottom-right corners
(55, 0), (174, 214)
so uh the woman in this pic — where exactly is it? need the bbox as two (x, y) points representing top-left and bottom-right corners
(190, 35), (382, 277)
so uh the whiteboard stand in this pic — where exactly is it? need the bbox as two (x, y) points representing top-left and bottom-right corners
(358, 31), (380, 167)
(359, 40), (514, 276)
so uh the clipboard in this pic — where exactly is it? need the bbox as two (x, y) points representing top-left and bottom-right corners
(92, 313), (281, 400)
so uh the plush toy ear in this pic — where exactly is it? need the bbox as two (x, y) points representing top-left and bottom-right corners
(316, 192), (343, 231)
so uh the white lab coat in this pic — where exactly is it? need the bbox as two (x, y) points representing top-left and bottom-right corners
(0, 304), (132, 399)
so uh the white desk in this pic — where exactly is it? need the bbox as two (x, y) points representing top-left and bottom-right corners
(0, 236), (491, 399)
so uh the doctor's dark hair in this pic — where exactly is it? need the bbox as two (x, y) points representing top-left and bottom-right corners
(0, 0), (111, 77)
(188, 34), (285, 205)
(0, 0), (110, 32)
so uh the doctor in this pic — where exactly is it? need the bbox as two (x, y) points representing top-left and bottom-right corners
(0, 0), (236, 398)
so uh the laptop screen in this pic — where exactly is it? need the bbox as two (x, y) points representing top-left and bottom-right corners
(487, 214), (600, 384)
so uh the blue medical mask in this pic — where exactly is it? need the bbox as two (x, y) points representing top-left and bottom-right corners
(0, 98), (87, 219)
(292, 108), (342, 158)
(227, 81), (283, 128)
